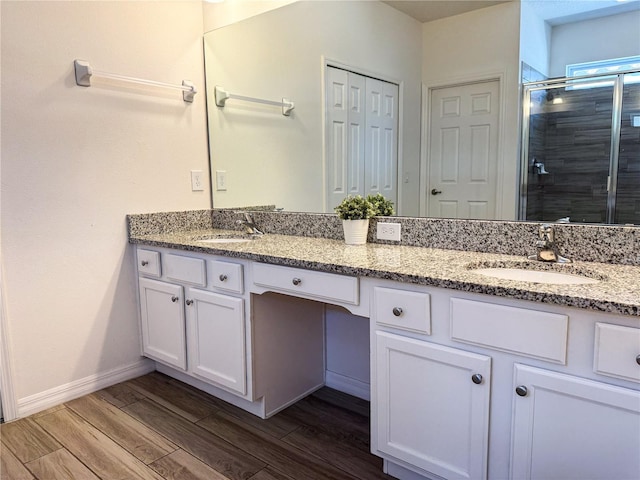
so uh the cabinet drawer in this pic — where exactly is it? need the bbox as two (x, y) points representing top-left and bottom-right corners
(137, 249), (161, 277)
(374, 287), (431, 334)
(164, 254), (206, 286)
(211, 260), (244, 294)
(253, 263), (358, 305)
(594, 323), (640, 383)
(450, 298), (568, 364)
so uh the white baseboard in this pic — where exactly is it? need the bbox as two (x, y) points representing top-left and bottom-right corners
(17, 358), (155, 419)
(325, 370), (370, 401)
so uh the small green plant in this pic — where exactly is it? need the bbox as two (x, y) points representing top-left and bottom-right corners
(334, 195), (376, 220)
(367, 193), (395, 216)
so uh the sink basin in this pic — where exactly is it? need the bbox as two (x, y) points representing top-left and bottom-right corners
(192, 233), (257, 244)
(198, 238), (253, 244)
(471, 268), (599, 285)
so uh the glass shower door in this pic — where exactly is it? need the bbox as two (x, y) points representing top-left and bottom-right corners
(614, 72), (640, 225)
(522, 79), (615, 223)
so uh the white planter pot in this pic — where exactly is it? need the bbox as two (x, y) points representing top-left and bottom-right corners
(342, 219), (369, 245)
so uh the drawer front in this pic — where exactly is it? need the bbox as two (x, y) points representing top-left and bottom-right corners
(137, 249), (161, 277)
(374, 287), (431, 334)
(164, 254), (206, 286)
(594, 323), (640, 383)
(253, 263), (358, 305)
(211, 260), (244, 294)
(450, 298), (568, 364)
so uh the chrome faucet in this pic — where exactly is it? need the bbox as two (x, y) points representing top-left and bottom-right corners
(236, 212), (263, 235)
(528, 224), (572, 263)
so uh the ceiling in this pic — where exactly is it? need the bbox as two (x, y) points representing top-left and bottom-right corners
(382, 0), (640, 25)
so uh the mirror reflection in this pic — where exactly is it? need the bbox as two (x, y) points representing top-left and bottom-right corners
(203, 0), (640, 225)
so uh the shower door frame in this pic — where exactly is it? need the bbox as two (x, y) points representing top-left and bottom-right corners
(519, 69), (638, 224)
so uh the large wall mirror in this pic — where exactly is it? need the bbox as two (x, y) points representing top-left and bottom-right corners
(203, 0), (640, 225)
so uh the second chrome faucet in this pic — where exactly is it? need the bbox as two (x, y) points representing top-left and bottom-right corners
(529, 224), (572, 263)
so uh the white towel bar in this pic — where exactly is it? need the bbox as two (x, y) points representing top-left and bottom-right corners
(214, 85), (294, 116)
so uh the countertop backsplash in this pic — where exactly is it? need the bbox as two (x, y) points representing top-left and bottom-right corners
(126, 209), (639, 266)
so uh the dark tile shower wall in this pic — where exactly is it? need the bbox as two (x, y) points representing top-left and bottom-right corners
(526, 81), (640, 225)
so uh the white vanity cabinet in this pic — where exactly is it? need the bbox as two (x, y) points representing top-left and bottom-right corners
(510, 364), (640, 480)
(138, 277), (187, 370)
(135, 248), (248, 397)
(368, 279), (640, 480)
(374, 331), (491, 480)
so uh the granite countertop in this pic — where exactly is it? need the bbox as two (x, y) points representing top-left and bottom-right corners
(129, 229), (640, 317)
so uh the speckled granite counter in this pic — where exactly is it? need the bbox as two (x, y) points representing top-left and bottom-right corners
(128, 228), (640, 317)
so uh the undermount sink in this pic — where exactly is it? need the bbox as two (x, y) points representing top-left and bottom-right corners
(468, 261), (604, 285)
(193, 233), (257, 244)
(198, 238), (253, 244)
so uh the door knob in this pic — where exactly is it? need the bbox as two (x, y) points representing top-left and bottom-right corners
(471, 374), (483, 385)
(515, 385), (528, 397)
(185, 299), (194, 306)
(392, 307), (403, 317)
(431, 188), (442, 195)
(171, 296), (179, 303)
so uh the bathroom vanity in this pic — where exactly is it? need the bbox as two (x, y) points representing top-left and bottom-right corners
(128, 213), (640, 480)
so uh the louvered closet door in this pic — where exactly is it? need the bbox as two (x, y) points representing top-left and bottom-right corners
(326, 67), (398, 212)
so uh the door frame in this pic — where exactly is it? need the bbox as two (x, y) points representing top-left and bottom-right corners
(321, 56), (404, 213)
(420, 72), (507, 218)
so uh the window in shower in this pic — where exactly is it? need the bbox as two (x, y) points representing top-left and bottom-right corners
(520, 70), (640, 225)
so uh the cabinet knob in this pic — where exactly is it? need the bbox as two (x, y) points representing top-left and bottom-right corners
(636, 354), (640, 366)
(185, 299), (194, 306)
(471, 373), (483, 385)
(141, 260), (149, 266)
(171, 296), (179, 303)
(219, 274), (228, 282)
(392, 307), (403, 317)
(515, 385), (528, 397)
(292, 278), (302, 286)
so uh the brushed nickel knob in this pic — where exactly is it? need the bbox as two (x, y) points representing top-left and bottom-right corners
(392, 307), (403, 317)
(219, 274), (228, 282)
(516, 385), (528, 397)
(471, 374), (483, 385)
(171, 296), (179, 303)
(431, 188), (442, 195)
(141, 260), (149, 266)
(292, 278), (302, 286)
(185, 299), (193, 306)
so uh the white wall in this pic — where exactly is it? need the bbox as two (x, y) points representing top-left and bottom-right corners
(1, 0), (209, 416)
(550, 10), (640, 77)
(205, 0), (423, 215)
(421, 2), (521, 219)
(203, 0), (296, 32)
(520, 1), (551, 77)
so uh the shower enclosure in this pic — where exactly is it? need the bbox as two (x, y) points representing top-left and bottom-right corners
(520, 70), (640, 225)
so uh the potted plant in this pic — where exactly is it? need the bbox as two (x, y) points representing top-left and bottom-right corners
(367, 193), (395, 216)
(334, 195), (376, 245)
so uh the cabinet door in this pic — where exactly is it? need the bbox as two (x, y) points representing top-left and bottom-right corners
(138, 277), (186, 370)
(374, 331), (491, 480)
(511, 364), (640, 480)
(186, 289), (246, 395)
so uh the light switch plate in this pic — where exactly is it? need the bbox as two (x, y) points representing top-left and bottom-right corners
(215, 170), (227, 191)
(191, 170), (204, 191)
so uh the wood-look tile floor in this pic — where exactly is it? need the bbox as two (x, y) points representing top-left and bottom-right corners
(0, 372), (394, 480)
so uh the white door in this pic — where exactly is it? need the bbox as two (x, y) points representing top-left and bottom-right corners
(138, 278), (186, 370)
(186, 288), (246, 395)
(428, 80), (500, 219)
(374, 331), (491, 480)
(326, 66), (398, 211)
(511, 364), (640, 480)
(365, 77), (398, 202)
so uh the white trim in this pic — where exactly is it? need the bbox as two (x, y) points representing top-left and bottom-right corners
(17, 358), (154, 418)
(325, 370), (370, 401)
(420, 71), (507, 219)
(0, 263), (18, 421)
